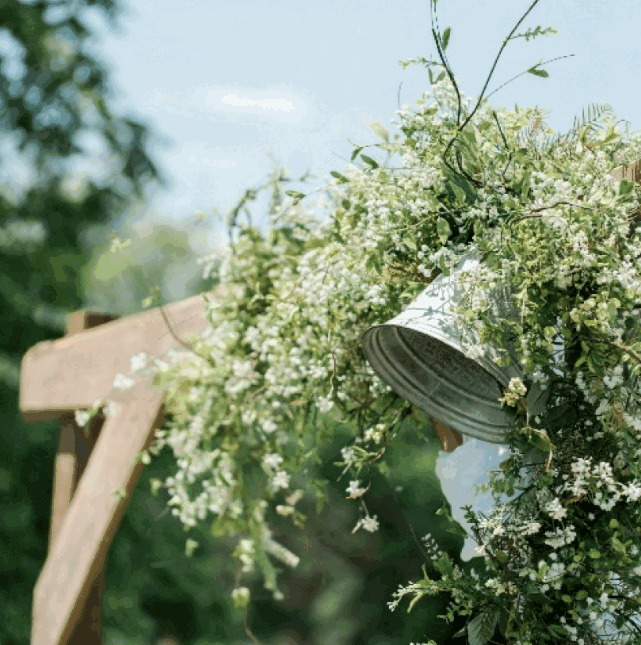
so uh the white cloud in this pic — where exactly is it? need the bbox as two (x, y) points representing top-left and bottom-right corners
(141, 84), (314, 125)
(221, 94), (295, 113)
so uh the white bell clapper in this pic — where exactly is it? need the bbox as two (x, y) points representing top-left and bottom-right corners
(435, 433), (517, 561)
(434, 429), (547, 561)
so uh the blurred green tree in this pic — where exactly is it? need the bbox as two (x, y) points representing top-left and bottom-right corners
(0, 0), (171, 642)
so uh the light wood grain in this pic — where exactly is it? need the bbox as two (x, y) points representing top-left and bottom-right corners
(20, 286), (240, 422)
(31, 383), (166, 645)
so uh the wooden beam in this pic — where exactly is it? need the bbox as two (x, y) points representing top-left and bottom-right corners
(31, 382), (166, 645)
(19, 286), (240, 422)
(608, 159), (641, 184)
(23, 288), (236, 645)
(431, 418), (463, 453)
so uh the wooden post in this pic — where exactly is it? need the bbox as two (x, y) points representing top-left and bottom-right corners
(44, 311), (120, 644)
(20, 286), (241, 645)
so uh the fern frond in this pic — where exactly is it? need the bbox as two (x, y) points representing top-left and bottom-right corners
(515, 103), (614, 157)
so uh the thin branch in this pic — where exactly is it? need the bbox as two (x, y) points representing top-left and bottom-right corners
(508, 200), (597, 226)
(484, 54), (575, 103)
(437, 0), (544, 187)
(578, 335), (641, 365)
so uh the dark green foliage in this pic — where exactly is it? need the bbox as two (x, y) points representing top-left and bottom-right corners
(0, 0), (169, 642)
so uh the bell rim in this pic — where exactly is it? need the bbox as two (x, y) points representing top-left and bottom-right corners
(362, 320), (522, 389)
(362, 322), (514, 444)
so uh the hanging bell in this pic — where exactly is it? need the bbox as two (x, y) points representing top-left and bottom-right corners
(362, 249), (553, 444)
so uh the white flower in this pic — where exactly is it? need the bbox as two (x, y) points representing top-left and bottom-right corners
(104, 401), (119, 418)
(74, 409), (91, 427)
(341, 445), (358, 467)
(346, 480), (367, 498)
(474, 543), (488, 557)
(317, 396), (334, 413)
(271, 470), (290, 491)
(232, 586), (250, 609)
(129, 352), (147, 373)
(499, 377), (527, 407)
(622, 481), (641, 502)
(263, 419), (278, 434)
(543, 524), (577, 549)
(262, 453), (283, 472)
(113, 373), (135, 390)
(544, 498), (567, 520)
(352, 514), (379, 534)
(263, 535), (300, 568)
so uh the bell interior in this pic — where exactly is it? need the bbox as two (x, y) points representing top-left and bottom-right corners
(394, 326), (501, 400)
(363, 324), (509, 441)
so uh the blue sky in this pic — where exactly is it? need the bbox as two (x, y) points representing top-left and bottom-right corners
(6, 0), (641, 254)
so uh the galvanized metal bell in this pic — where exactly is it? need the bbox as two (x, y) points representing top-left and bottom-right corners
(362, 249), (552, 444)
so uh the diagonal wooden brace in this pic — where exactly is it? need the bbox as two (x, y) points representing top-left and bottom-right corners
(32, 383), (166, 645)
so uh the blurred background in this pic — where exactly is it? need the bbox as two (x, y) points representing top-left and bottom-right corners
(1, 0), (639, 643)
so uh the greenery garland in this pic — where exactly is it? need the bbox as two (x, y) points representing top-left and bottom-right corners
(74, 2), (641, 643)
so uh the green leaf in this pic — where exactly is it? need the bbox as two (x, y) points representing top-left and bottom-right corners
(497, 608), (514, 638)
(527, 66), (549, 78)
(370, 121), (390, 142)
(467, 608), (499, 645)
(365, 253), (381, 274)
(442, 27), (451, 51)
(548, 625), (569, 637)
(350, 146), (363, 162)
(361, 154), (379, 169)
(612, 536), (628, 555)
(331, 171), (349, 183)
(588, 549), (601, 559)
(441, 163), (478, 204)
(436, 217), (451, 244)
(619, 178), (635, 196)
(574, 354), (587, 369)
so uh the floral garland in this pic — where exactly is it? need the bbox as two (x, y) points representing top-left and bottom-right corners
(74, 3), (641, 644)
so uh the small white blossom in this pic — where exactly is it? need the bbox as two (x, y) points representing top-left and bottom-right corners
(113, 373), (135, 390)
(352, 514), (379, 534)
(271, 470), (290, 491)
(129, 352), (148, 373)
(544, 498), (567, 520)
(74, 409), (91, 427)
(346, 480), (367, 498)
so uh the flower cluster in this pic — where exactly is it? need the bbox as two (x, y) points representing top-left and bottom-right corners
(77, 62), (641, 644)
